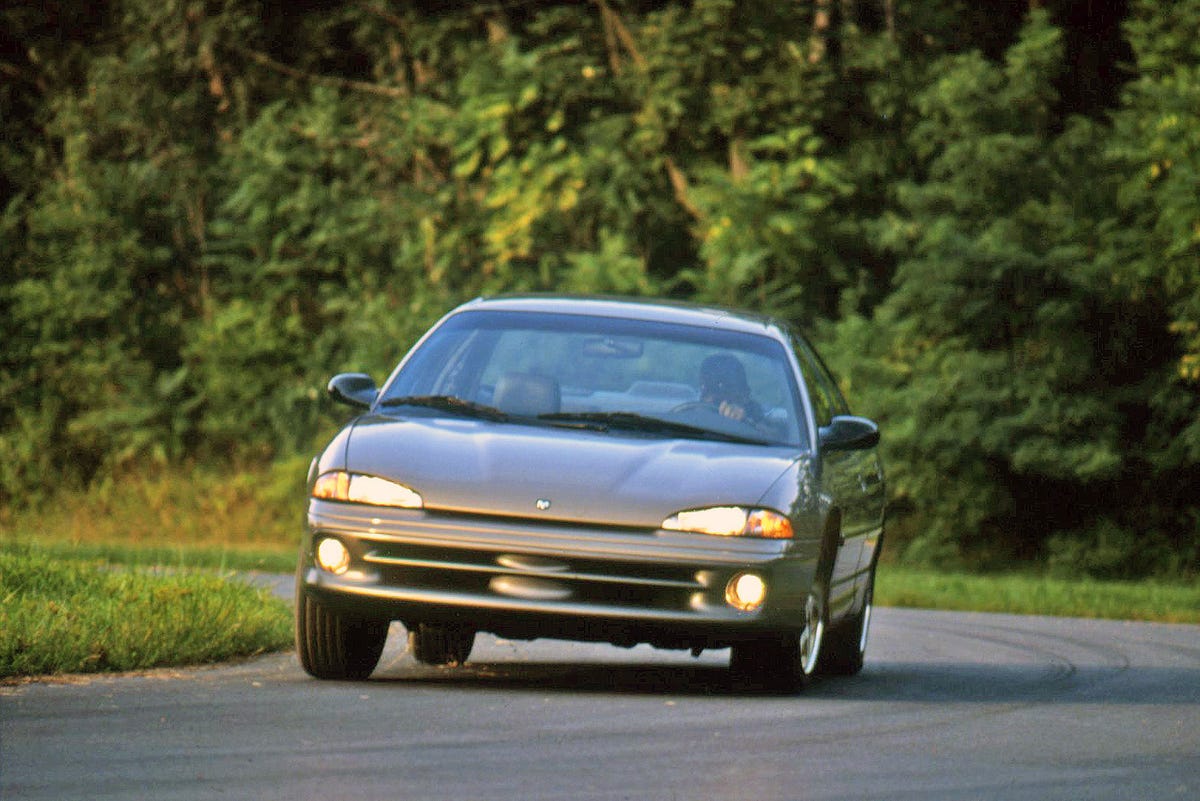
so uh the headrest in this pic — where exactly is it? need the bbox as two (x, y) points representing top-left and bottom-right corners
(493, 373), (561, 416)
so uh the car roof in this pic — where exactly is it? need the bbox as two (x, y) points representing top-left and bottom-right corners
(457, 295), (793, 340)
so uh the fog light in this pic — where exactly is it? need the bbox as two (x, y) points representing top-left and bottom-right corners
(316, 537), (351, 575)
(726, 573), (766, 612)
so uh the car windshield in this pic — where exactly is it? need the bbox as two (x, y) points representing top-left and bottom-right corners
(378, 309), (808, 448)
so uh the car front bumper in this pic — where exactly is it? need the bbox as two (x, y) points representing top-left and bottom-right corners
(300, 500), (823, 649)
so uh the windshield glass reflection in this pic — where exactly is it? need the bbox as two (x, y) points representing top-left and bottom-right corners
(378, 310), (807, 448)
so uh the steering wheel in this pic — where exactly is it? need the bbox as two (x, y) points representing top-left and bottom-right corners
(670, 400), (765, 436)
(670, 401), (715, 415)
(672, 400), (782, 443)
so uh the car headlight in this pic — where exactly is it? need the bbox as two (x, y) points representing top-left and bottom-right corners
(661, 506), (793, 539)
(311, 471), (423, 508)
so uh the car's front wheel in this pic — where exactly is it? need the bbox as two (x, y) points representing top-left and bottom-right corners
(408, 623), (475, 666)
(730, 590), (825, 691)
(295, 587), (389, 680)
(817, 570), (874, 676)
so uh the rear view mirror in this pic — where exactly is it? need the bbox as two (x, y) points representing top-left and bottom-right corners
(327, 373), (377, 409)
(819, 415), (880, 451)
(581, 336), (644, 359)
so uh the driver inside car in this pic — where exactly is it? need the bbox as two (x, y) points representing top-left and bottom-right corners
(699, 353), (766, 425)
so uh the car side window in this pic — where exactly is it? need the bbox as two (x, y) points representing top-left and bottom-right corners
(791, 334), (848, 427)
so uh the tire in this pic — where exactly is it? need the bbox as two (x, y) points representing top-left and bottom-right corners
(730, 589), (825, 692)
(408, 623), (475, 666)
(295, 587), (389, 680)
(817, 571), (874, 677)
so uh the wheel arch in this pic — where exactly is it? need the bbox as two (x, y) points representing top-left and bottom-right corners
(815, 507), (842, 588)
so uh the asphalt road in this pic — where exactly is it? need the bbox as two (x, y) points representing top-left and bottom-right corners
(2, 580), (1198, 801)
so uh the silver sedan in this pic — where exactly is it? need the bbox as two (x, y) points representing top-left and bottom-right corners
(296, 295), (884, 690)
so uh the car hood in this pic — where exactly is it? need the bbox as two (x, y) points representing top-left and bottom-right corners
(341, 414), (803, 528)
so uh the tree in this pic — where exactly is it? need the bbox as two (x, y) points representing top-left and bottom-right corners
(827, 13), (1120, 564)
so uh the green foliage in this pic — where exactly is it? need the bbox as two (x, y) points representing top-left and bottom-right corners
(1, 0), (1197, 579)
(682, 126), (851, 317)
(828, 14), (1105, 554)
(823, 11), (1198, 575)
(1044, 518), (1182, 581)
(1106, 0), (1200, 464)
(1, 0), (249, 496)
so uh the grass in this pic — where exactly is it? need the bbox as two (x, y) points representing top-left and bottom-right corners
(0, 457), (309, 555)
(877, 564), (1200, 624)
(0, 459), (303, 573)
(0, 547), (293, 680)
(14, 540), (296, 574)
(0, 463), (301, 680)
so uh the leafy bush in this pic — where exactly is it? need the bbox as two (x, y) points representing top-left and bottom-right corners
(1, 0), (1197, 578)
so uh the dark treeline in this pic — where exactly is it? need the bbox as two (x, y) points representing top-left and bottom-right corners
(2, 0), (1197, 577)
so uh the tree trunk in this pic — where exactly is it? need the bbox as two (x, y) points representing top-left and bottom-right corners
(809, 0), (832, 64)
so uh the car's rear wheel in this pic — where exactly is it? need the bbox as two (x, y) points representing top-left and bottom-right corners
(296, 587), (389, 680)
(408, 623), (475, 666)
(817, 570), (874, 676)
(730, 590), (825, 691)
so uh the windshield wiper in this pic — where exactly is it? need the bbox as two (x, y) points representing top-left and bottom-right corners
(537, 411), (769, 445)
(378, 395), (509, 421)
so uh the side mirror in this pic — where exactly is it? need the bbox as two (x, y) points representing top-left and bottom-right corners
(819, 415), (880, 452)
(327, 373), (377, 410)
